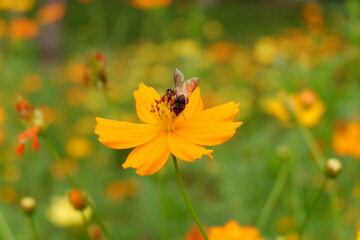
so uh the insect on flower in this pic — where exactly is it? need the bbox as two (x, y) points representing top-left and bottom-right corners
(166, 68), (199, 116)
(95, 68), (242, 176)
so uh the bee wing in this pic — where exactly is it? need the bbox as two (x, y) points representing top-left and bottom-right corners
(182, 77), (199, 97)
(173, 68), (185, 90)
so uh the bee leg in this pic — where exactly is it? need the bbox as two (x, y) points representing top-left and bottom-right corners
(181, 112), (186, 120)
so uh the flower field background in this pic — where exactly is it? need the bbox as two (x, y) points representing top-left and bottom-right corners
(1, 0), (360, 239)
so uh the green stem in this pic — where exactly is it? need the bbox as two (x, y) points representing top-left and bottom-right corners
(80, 210), (90, 240)
(298, 126), (326, 172)
(0, 208), (16, 240)
(29, 216), (40, 240)
(257, 159), (290, 230)
(40, 132), (114, 240)
(86, 201), (114, 240)
(172, 155), (209, 240)
(328, 182), (341, 239)
(299, 177), (328, 239)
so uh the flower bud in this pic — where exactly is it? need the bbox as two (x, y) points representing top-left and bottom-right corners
(88, 224), (102, 240)
(83, 53), (107, 89)
(68, 189), (87, 210)
(325, 158), (342, 178)
(15, 96), (34, 122)
(20, 196), (36, 215)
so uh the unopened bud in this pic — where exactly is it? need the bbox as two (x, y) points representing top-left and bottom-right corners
(88, 224), (102, 240)
(68, 189), (87, 210)
(20, 196), (36, 215)
(325, 158), (342, 178)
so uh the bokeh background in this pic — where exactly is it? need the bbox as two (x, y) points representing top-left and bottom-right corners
(1, 0), (360, 239)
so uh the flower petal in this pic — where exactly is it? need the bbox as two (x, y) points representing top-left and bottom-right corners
(168, 132), (213, 162)
(133, 83), (160, 124)
(15, 144), (25, 156)
(122, 133), (170, 176)
(175, 121), (243, 146)
(95, 117), (159, 149)
(182, 87), (203, 117)
(188, 101), (240, 122)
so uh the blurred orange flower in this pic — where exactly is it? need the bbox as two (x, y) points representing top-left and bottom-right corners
(8, 18), (38, 40)
(15, 97), (46, 156)
(95, 71), (242, 176)
(261, 89), (325, 127)
(302, 2), (325, 31)
(106, 179), (139, 200)
(15, 126), (40, 156)
(208, 221), (264, 240)
(332, 121), (360, 159)
(209, 41), (237, 62)
(130, 0), (172, 9)
(185, 220), (264, 240)
(38, 2), (66, 25)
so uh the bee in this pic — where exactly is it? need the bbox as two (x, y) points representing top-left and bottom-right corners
(170, 68), (199, 116)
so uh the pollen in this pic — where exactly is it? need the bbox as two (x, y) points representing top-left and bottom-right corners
(150, 92), (177, 131)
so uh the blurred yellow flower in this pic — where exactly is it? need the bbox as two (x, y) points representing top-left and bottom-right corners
(0, 0), (34, 12)
(185, 220), (264, 240)
(38, 2), (66, 25)
(357, 231), (360, 240)
(8, 18), (38, 40)
(253, 36), (278, 65)
(130, 0), (172, 9)
(260, 91), (290, 126)
(261, 89), (325, 127)
(292, 89), (326, 127)
(95, 73), (242, 176)
(46, 194), (92, 228)
(332, 121), (360, 159)
(66, 137), (92, 159)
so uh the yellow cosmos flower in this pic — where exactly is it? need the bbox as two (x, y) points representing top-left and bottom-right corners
(185, 220), (264, 240)
(95, 83), (242, 176)
(332, 121), (360, 159)
(260, 89), (325, 127)
(208, 220), (264, 240)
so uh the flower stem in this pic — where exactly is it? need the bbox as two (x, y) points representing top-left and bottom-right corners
(172, 155), (209, 240)
(40, 132), (114, 240)
(0, 208), (16, 240)
(80, 210), (90, 240)
(298, 126), (326, 172)
(29, 215), (40, 240)
(257, 159), (290, 230)
(298, 177), (328, 239)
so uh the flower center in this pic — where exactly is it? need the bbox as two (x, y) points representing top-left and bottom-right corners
(150, 91), (177, 131)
